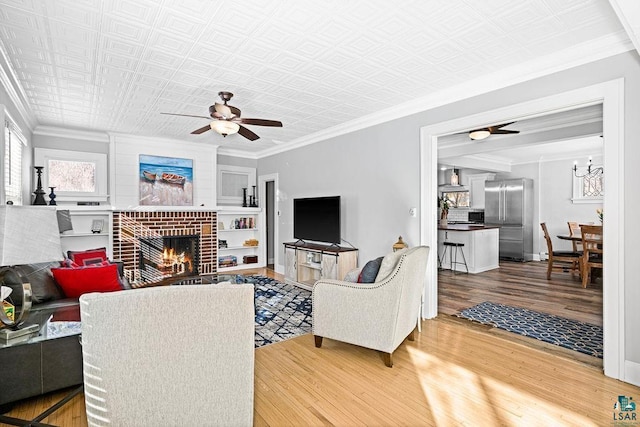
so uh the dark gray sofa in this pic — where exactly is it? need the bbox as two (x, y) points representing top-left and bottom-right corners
(0, 261), (128, 409)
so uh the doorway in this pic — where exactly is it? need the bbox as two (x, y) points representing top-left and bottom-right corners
(259, 173), (279, 271)
(419, 79), (625, 381)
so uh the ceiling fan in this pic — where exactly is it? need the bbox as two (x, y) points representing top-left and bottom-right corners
(161, 91), (283, 141)
(467, 122), (520, 140)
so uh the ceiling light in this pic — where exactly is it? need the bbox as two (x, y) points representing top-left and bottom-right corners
(469, 130), (491, 140)
(210, 121), (240, 137)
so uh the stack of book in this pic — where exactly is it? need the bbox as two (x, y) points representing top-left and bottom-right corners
(218, 255), (237, 268)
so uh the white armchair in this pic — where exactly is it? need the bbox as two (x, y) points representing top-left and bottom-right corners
(79, 284), (255, 426)
(312, 246), (430, 367)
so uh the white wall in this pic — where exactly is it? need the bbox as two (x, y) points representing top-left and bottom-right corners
(259, 126), (422, 265)
(110, 134), (217, 209)
(537, 156), (604, 254)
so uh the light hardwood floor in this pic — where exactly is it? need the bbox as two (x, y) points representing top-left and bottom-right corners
(3, 264), (631, 427)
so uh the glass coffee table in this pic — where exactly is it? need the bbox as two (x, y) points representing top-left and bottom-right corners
(169, 274), (260, 286)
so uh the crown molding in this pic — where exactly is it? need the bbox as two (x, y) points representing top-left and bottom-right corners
(0, 39), (37, 132)
(254, 31), (633, 159)
(608, 0), (640, 54)
(33, 125), (110, 143)
(217, 146), (260, 159)
(109, 132), (219, 153)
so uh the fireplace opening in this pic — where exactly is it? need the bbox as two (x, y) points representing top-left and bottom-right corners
(138, 234), (200, 284)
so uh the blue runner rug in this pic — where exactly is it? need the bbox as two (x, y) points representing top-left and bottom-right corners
(457, 301), (603, 358)
(251, 276), (312, 348)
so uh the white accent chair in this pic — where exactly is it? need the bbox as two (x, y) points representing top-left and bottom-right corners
(79, 284), (255, 426)
(312, 246), (430, 367)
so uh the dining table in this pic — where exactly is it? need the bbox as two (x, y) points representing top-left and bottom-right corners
(556, 224), (603, 244)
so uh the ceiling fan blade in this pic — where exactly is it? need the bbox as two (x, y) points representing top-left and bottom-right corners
(161, 112), (210, 120)
(491, 129), (520, 134)
(228, 105), (241, 117)
(191, 124), (211, 134)
(237, 124), (260, 141)
(236, 118), (283, 127)
(493, 122), (516, 129)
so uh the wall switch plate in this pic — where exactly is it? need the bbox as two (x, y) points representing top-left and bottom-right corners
(409, 207), (417, 217)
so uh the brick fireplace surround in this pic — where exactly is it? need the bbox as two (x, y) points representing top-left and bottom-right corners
(113, 211), (218, 286)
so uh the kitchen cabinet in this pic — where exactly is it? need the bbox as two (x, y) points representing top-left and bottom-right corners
(437, 225), (499, 273)
(466, 173), (495, 209)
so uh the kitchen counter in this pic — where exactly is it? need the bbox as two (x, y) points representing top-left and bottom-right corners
(438, 226), (499, 273)
(438, 224), (500, 231)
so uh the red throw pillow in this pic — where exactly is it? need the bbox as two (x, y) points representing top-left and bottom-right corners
(51, 264), (122, 299)
(67, 248), (108, 266)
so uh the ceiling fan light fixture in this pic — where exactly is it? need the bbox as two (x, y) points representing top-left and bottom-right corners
(469, 129), (491, 140)
(210, 120), (240, 137)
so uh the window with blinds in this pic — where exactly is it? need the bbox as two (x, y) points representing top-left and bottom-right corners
(4, 119), (25, 205)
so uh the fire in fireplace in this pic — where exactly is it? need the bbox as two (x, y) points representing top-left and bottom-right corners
(138, 234), (200, 284)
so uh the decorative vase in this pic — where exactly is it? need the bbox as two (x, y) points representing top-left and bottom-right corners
(439, 219), (448, 226)
(48, 187), (57, 205)
(32, 166), (47, 205)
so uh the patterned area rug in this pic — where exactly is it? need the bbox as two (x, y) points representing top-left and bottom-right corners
(456, 301), (603, 358)
(251, 276), (312, 348)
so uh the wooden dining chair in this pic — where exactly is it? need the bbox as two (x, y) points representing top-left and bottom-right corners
(540, 223), (581, 280)
(580, 224), (603, 288)
(567, 221), (581, 251)
(567, 221), (582, 273)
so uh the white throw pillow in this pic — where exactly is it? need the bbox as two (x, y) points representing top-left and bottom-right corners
(374, 248), (409, 282)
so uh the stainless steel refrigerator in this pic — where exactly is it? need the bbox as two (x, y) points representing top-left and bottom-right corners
(484, 178), (533, 261)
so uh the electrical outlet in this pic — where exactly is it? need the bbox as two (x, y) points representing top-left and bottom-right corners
(409, 207), (417, 217)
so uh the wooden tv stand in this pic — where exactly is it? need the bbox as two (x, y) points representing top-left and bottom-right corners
(283, 242), (358, 290)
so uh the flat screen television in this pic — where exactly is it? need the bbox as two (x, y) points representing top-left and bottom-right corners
(293, 196), (341, 244)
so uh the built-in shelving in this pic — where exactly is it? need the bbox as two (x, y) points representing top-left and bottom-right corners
(217, 207), (264, 272)
(56, 206), (113, 257)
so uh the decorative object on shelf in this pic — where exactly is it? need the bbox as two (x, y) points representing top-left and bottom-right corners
(243, 255), (258, 264)
(573, 156), (603, 178)
(48, 187), (57, 205)
(392, 236), (408, 252)
(597, 208), (603, 223)
(32, 166), (47, 205)
(218, 239), (228, 249)
(242, 187), (248, 207)
(218, 255), (237, 268)
(91, 219), (104, 234)
(0, 206), (62, 340)
(243, 239), (259, 247)
(233, 217), (255, 229)
(249, 185), (258, 207)
(56, 210), (73, 233)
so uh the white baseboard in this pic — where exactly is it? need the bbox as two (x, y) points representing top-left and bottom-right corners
(624, 360), (640, 387)
(274, 264), (284, 275)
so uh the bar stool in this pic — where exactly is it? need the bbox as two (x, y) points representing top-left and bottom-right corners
(439, 241), (468, 274)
